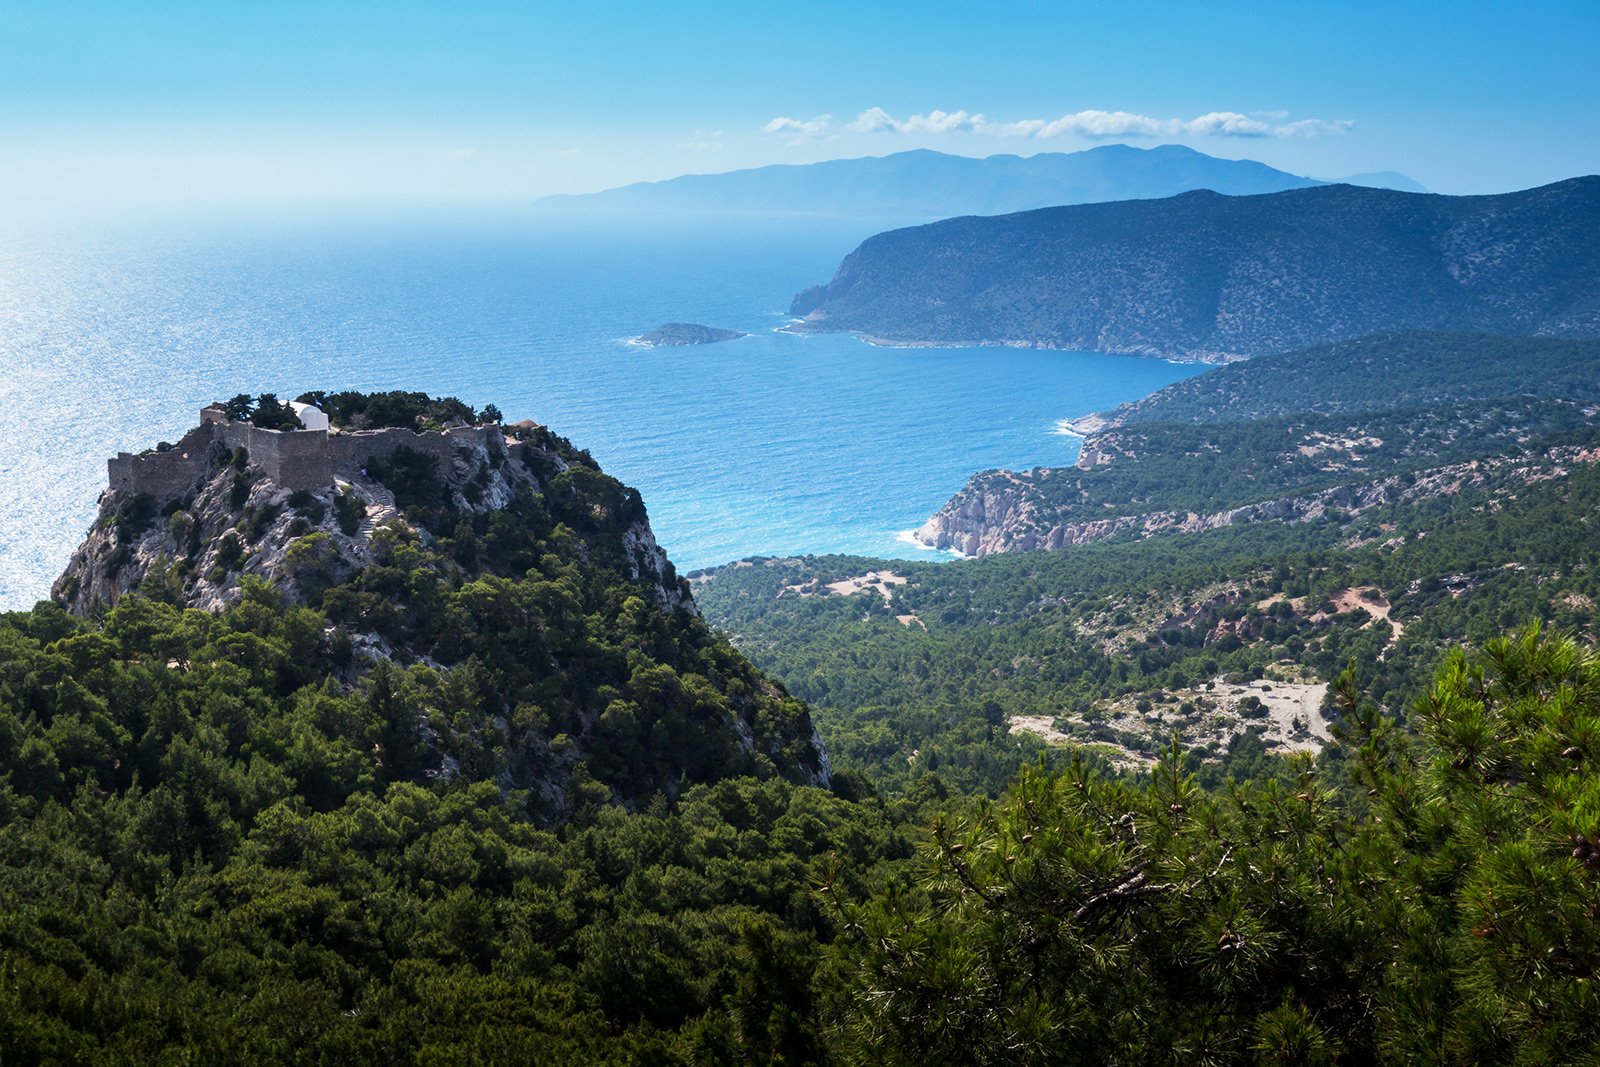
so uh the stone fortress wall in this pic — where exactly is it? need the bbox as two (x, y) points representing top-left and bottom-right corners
(107, 406), (502, 498)
(218, 423), (333, 490)
(105, 424), (218, 499)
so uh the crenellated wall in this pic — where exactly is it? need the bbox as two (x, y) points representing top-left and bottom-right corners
(106, 409), (505, 499)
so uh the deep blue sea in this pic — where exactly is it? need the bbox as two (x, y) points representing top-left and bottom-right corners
(0, 209), (1203, 609)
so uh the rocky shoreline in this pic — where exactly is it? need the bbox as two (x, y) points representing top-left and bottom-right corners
(915, 446), (1596, 556)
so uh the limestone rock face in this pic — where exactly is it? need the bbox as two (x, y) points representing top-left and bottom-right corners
(914, 449), (1581, 557)
(56, 418), (692, 618)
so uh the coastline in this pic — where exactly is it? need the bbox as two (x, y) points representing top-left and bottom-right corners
(894, 527), (968, 558)
(1054, 412), (1117, 436)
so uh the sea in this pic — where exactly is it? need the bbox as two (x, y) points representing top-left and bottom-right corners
(0, 208), (1203, 610)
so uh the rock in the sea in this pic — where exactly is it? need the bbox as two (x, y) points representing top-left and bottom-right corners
(637, 322), (746, 346)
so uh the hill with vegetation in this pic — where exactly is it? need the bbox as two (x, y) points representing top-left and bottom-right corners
(787, 179), (1600, 360)
(1104, 332), (1600, 425)
(821, 629), (1600, 1064)
(537, 144), (1326, 218)
(8, 384), (1600, 1061)
(697, 434), (1600, 786)
(51, 391), (828, 817)
(917, 333), (1600, 555)
(689, 447), (1600, 1059)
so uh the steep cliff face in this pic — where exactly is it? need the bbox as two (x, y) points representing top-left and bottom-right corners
(53, 399), (829, 814)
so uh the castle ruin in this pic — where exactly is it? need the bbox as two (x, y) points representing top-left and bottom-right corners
(107, 405), (505, 499)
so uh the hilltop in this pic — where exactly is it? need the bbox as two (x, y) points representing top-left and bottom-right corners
(788, 177), (1600, 360)
(51, 390), (829, 817)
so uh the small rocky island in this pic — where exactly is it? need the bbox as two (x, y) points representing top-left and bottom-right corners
(636, 322), (746, 347)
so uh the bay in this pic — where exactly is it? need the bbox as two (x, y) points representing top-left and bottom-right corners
(0, 208), (1202, 608)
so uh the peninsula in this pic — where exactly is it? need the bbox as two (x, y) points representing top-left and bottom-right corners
(787, 177), (1600, 361)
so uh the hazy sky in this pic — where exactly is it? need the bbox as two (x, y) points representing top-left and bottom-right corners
(3, 0), (1596, 215)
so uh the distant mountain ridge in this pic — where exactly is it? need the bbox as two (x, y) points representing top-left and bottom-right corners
(537, 144), (1348, 218)
(788, 177), (1600, 361)
(1329, 170), (1428, 193)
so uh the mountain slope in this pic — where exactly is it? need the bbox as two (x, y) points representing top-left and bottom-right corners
(51, 392), (830, 817)
(788, 178), (1600, 360)
(537, 144), (1324, 218)
(915, 333), (1600, 555)
(1102, 331), (1600, 425)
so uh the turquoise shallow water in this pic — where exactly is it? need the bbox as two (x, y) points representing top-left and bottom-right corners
(0, 209), (1203, 608)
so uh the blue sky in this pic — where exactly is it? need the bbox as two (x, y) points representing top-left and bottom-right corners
(2, 0), (1596, 213)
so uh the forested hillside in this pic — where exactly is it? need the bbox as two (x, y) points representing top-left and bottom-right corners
(6, 385), (1600, 1061)
(1107, 332), (1600, 425)
(4, 393), (861, 1060)
(698, 441), (1600, 789)
(788, 180), (1600, 359)
(918, 333), (1600, 555)
(823, 627), (1600, 1063)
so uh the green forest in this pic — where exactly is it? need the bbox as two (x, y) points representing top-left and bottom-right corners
(6, 593), (1600, 1062)
(6, 351), (1600, 1063)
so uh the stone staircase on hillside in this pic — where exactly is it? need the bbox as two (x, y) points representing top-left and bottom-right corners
(328, 479), (396, 547)
(352, 479), (397, 543)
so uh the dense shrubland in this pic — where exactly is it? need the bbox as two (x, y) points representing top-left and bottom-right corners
(822, 628), (1600, 1063)
(6, 589), (1599, 1061)
(9, 357), (1600, 1061)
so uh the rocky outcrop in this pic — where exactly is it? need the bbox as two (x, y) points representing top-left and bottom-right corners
(636, 322), (747, 346)
(55, 415), (693, 618)
(53, 399), (834, 811)
(917, 449), (1587, 556)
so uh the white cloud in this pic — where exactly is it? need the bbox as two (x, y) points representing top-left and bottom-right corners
(848, 107), (987, 134)
(764, 107), (1355, 144)
(679, 129), (725, 151)
(1274, 117), (1357, 139)
(1182, 112), (1274, 137)
(449, 147), (481, 161)
(761, 115), (833, 144)
(997, 109), (1354, 140)
(846, 107), (897, 133)
(1032, 110), (1177, 139)
(993, 118), (1048, 138)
